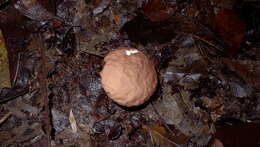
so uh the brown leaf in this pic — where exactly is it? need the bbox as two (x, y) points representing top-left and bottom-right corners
(142, 124), (189, 146)
(0, 30), (11, 88)
(0, 6), (32, 85)
(142, 125), (177, 146)
(222, 58), (260, 87)
(12, 0), (55, 21)
(142, 0), (173, 22)
(212, 9), (245, 56)
(202, 96), (222, 111)
(0, 131), (12, 146)
(210, 139), (224, 147)
(167, 124), (191, 144)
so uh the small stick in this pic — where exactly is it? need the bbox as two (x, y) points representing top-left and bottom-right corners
(0, 111), (12, 125)
(13, 52), (21, 86)
(193, 34), (223, 52)
(38, 34), (52, 145)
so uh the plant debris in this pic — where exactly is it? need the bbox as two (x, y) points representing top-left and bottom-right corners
(0, 0), (260, 146)
(0, 30), (11, 88)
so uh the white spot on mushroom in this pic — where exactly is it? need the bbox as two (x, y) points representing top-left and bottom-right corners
(125, 49), (139, 56)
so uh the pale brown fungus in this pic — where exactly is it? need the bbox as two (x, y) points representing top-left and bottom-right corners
(100, 47), (158, 107)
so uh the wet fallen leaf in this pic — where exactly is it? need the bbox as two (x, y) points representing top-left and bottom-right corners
(142, 124), (179, 146)
(155, 83), (214, 145)
(0, 30), (11, 88)
(212, 9), (245, 56)
(78, 124), (92, 147)
(222, 58), (260, 87)
(12, 0), (55, 21)
(142, 0), (173, 22)
(167, 124), (191, 144)
(210, 138), (224, 147)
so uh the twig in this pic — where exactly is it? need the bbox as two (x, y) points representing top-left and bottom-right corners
(38, 34), (52, 145)
(0, 111), (12, 125)
(78, 50), (105, 58)
(13, 52), (21, 86)
(195, 42), (214, 63)
(193, 34), (223, 52)
(0, 88), (29, 104)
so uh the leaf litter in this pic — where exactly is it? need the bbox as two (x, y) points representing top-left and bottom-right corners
(0, 0), (260, 146)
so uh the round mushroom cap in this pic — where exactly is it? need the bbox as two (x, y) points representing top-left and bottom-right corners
(100, 47), (158, 107)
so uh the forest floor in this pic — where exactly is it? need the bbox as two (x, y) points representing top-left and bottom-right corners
(0, 0), (260, 146)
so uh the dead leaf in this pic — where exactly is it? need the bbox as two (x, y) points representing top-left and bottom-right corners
(155, 83), (214, 145)
(78, 124), (93, 147)
(0, 30), (11, 88)
(0, 131), (12, 146)
(210, 139), (224, 147)
(212, 9), (245, 56)
(202, 96), (225, 121)
(142, 0), (173, 22)
(202, 96), (223, 111)
(69, 109), (78, 133)
(167, 124), (191, 144)
(12, 0), (55, 21)
(223, 58), (260, 87)
(142, 124), (181, 146)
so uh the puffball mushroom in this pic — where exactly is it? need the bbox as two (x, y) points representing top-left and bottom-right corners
(100, 47), (158, 107)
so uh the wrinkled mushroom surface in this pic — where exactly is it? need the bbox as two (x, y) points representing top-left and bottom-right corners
(100, 47), (157, 107)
